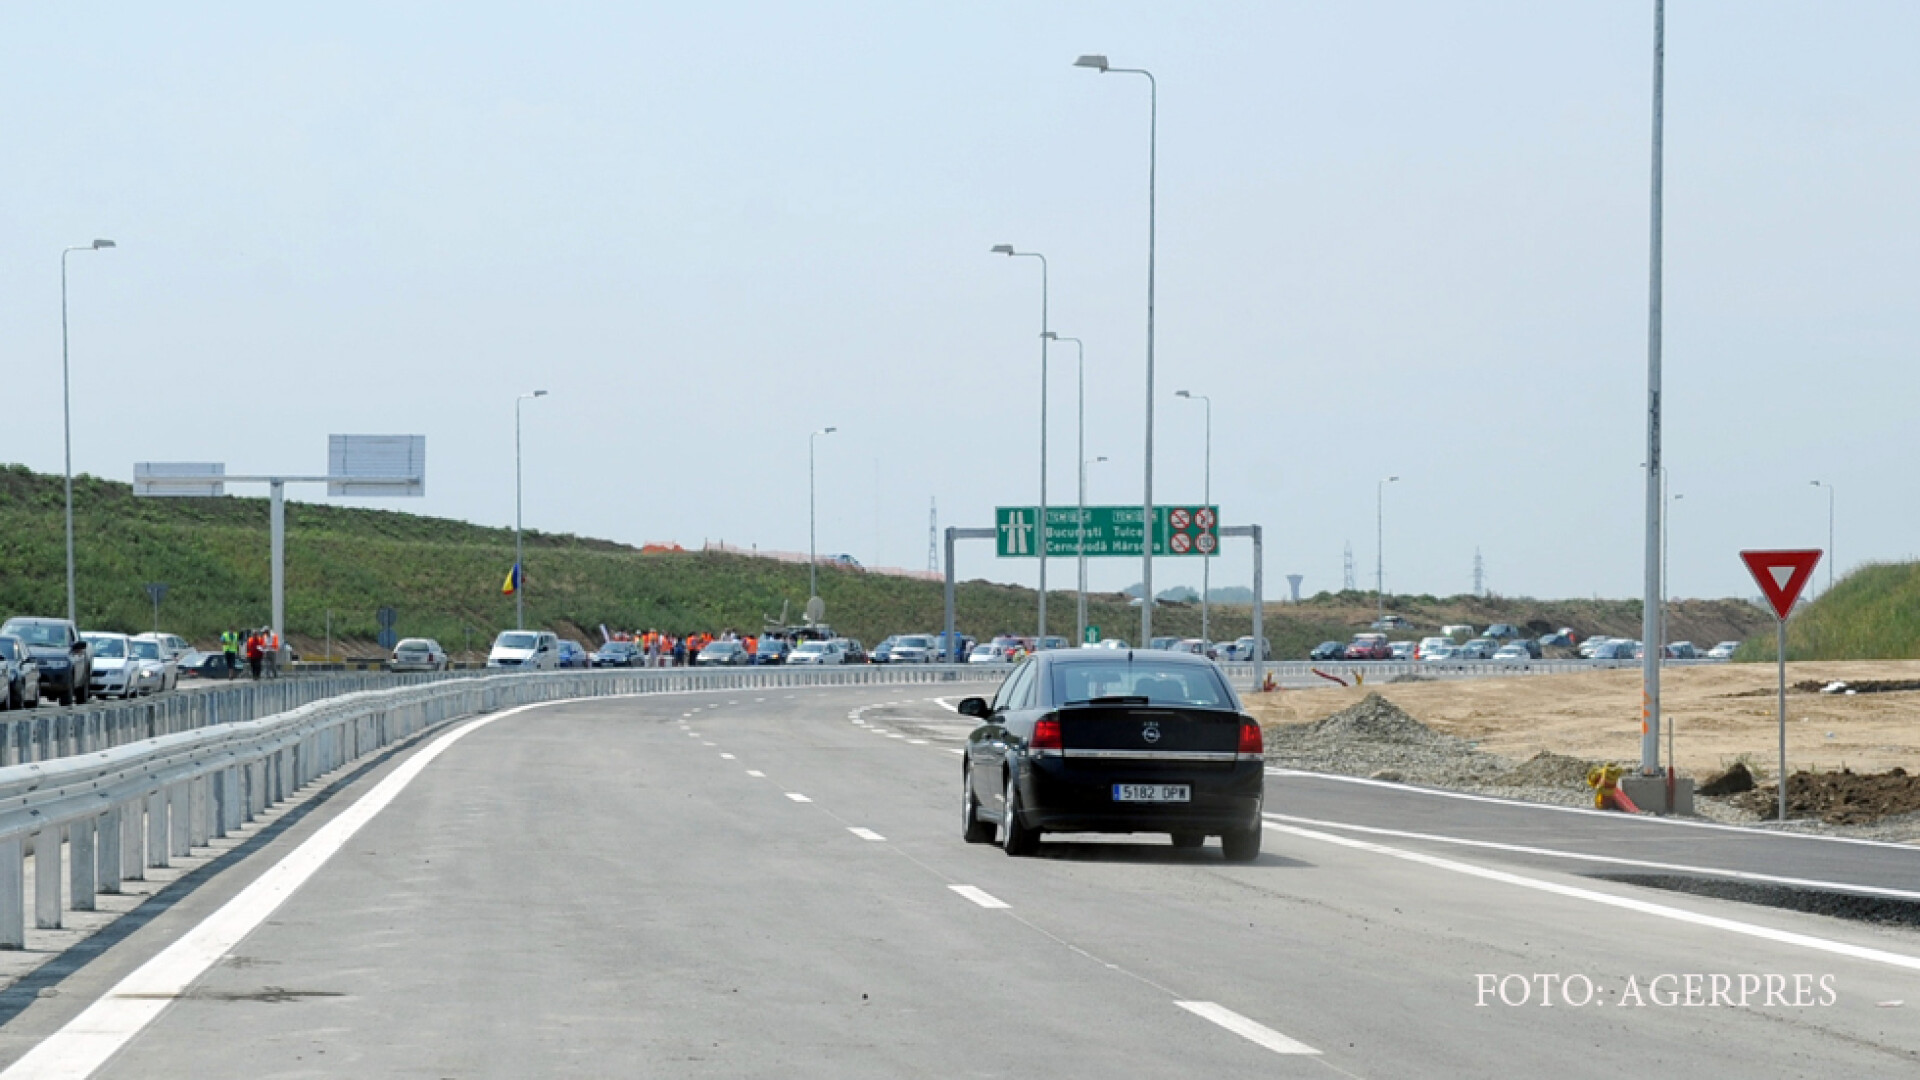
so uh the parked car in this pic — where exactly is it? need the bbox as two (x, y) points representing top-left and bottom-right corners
(869, 635), (901, 664)
(956, 649), (1265, 861)
(591, 641), (640, 668)
(1453, 638), (1497, 660)
(1148, 636), (1183, 651)
(1707, 641), (1741, 660)
(1371, 614), (1415, 631)
(557, 640), (592, 669)
(1308, 641), (1346, 661)
(754, 639), (792, 665)
(82, 633), (142, 699)
(133, 632), (194, 665)
(1415, 636), (1452, 659)
(1389, 641), (1415, 661)
(1345, 634), (1391, 661)
(1223, 636), (1271, 662)
(1440, 624), (1476, 641)
(696, 640), (752, 666)
(487, 630), (560, 670)
(127, 636), (179, 693)
(787, 639), (846, 665)
(823, 553), (863, 570)
(834, 638), (868, 663)
(1171, 639), (1217, 660)
(0, 618), (92, 706)
(889, 634), (938, 663)
(1420, 644), (1457, 662)
(0, 635), (40, 710)
(1492, 643), (1532, 662)
(1538, 628), (1577, 648)
(390, 637), (450, 672)
(1589, 640), (1636, 660)
(179, 650), (238, 679)
(1483, 623), (1524, 642)
(1578, 636), (1613, 659)
(1084, 638), (1133, 650)
(968, 644), (1013, 664)
(1662, 641), (1698, 660)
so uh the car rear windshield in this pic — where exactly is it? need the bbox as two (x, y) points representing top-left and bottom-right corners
(898, 636), (932, 648)
(496, 633), (538, 649)
(1051, 660), (1232, 709)
(131, 641), (160, 659)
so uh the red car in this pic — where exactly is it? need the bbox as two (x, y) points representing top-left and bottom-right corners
(1344, 636), (1392, 661)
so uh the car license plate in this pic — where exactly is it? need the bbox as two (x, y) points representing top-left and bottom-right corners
(1113, 783), (1190, 803)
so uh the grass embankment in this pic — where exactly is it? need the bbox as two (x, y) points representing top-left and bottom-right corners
(1734, 561), (1920, 661)
(0, 466), (1774, 659)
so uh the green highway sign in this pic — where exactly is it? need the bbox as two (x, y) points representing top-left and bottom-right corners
(995, 505), (1219, 558)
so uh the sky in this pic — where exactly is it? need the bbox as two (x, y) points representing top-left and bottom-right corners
(4, 1), (1916, 608)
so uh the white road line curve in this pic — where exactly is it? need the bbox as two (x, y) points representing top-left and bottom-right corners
(1174, 1001), (1319, 1056)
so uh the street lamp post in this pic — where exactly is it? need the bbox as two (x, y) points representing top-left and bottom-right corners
(1176, 391), (1212, 642)
(994, 245), (1050, 645)
(1375, 476), (1399, 623)
(514, 390), (547, 630)
(60, 239), (117, 624)
(1045, 332), (1090, 646)
(1075, 53), (1157, 647)
(809, 427), (837, 607)
(1810, 480), (1835, 593)
(1081, 455), (1109, 645)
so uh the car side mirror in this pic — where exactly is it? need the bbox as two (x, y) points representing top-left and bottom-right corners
(71, 641), (87, 653)
(958, 696), (990, 719)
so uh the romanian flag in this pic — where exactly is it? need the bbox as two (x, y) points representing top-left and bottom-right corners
(501, 563), (522, 595)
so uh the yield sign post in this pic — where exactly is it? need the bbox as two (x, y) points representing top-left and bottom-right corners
(1739, 549), (1822, 822)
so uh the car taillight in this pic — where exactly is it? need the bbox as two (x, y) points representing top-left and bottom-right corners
(1031, 717), (1063, 751)
(1238, 720), (1264, 755)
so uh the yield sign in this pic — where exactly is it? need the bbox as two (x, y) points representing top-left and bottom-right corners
(1740, 549), (1822, 620)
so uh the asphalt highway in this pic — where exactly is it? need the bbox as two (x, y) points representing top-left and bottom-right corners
(0, 686), (1915, 1078)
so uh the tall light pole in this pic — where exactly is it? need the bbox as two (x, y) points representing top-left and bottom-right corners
(60, 239), (117, 624)
(1375, 476), (1399, 623)
(1081, 455), (1109, 645)
(1810, 480), (1835, 593)
(1045, 332), (1089, 646)
(514, 390), (547, 630)
(993, 245), (1050, 644)
(809, 427), (837, 607)
(1176, 390), (1212, 641)
(1075, 53), (1157, 647)
(1640, 0), (1667, 777)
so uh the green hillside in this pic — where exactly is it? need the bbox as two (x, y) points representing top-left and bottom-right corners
(0, 466), (1772, 660)
(1735, 561), (1920, 661)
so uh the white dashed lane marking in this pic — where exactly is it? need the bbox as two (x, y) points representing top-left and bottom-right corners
(948, 885), (1009, 909)
(719, 753), (735, 760)
(746, 770), (765, 778)
(847, 827), (886, 842)
(1174, 1001), (1319, 1056)
(785, 793), (812, 803)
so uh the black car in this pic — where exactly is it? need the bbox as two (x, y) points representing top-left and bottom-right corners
(957, 650), (1265, 861)
(869, 636), (900, 664)
(1308, 640), (1346, 661)
(592, 641), (640, 668)
(695, 640), (752, 666)
(0, 635), (40, 709)
(0, 617), (91, 706)
(753, 639), (791, 665)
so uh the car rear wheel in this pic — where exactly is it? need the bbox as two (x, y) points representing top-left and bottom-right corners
(60, 688), (73, 707)
(1001, 773), (1040, 857)
(962, 768), (996, 844)
(1170, 831), (1205, 849)
(1221, 821), (1262, 862)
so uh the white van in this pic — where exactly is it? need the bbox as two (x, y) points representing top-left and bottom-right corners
(487, 630), (560, 670)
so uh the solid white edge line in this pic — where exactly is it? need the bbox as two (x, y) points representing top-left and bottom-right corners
(1264, 821), (1920, 973)
(785, 793), (812, 803)
(1265, 812), (1920, 901)
(0, 701), (539, 1080)
(1174, 1001), (1319, 1056)
(1266, 768), (1920, 851)
(948, 885), (1009, 909)
(847, 827), (886, 841)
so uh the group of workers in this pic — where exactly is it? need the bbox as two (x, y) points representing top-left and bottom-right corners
(219, 628), (283, 680)
(611, 628), (767, 667)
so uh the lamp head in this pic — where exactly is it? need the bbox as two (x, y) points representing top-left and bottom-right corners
(92, 239), (116, 250)
(1175, 390), (1191, 399)
(1385, 475), (1400, 483)
(533, 390), (548, 398)
(1074, 54), (1110, 71)
(1042, 331), (1057, 340)
(990, 244), (1015, 255)
(1095, 455), (1108, 463)
(1810, 479), (1822, 487)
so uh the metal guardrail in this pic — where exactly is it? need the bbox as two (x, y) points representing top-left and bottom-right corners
(0, 664), (1004, 946)
(1216, 658), (1721, 686)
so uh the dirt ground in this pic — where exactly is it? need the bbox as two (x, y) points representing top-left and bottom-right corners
(1245, 661), (1920, 780)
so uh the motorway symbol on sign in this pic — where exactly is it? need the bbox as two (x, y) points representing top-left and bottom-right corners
(1740, 549), (1822, 620)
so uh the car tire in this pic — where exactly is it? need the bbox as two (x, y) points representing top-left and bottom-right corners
(1002, 772), (1040, 857)
(1170, 831), (1205, 849)
(74, 683), (88, 705)
(60, 688), (73, 707)
(962, 767), (996, 844)
(1221, 821), (1262, 863)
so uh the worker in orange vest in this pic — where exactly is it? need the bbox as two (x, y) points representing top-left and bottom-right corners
(744, 635), (758, 663)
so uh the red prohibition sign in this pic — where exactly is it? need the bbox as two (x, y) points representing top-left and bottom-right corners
(1170, 532), (1193, 553)
(1169, 508), (1192, 530)
(1196, 533), (1217, 554)
(1195, 508), (1216, 530)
